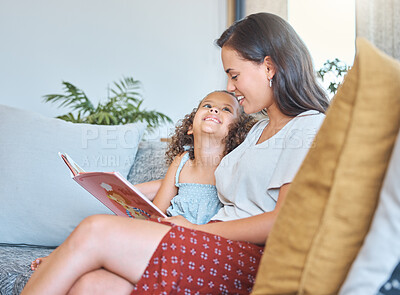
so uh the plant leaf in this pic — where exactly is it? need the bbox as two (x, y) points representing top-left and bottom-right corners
(43, 76), (172, 130)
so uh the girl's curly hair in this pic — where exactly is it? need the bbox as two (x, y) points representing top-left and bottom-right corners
(165, 93), (257, 165)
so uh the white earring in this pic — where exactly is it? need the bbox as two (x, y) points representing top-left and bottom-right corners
(269, 78), (273, 88)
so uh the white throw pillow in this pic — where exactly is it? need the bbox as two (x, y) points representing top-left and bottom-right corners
(0, 104), (145, 246)
(339, 128), (400, 294)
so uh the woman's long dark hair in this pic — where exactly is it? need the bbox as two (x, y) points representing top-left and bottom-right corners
(217, 13), (329, 116)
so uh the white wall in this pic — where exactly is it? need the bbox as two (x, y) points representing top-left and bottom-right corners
(0, 0), (228, 138)
(288, 0), (356, 69)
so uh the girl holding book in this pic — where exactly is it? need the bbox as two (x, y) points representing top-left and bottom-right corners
(31, 89), (255, 269)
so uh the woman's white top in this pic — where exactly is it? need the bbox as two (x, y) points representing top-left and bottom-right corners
(212, 110), (325, 221)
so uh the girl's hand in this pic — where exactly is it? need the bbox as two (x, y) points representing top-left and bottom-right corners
(162, 215), (198, 230)
(31, 256), (47, 271)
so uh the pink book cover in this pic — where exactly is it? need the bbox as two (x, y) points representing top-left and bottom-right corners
(59, 153), (167, 219)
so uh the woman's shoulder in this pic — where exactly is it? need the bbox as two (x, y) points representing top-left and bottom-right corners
(296, 109), (325, 118)
(296, 110), (325, 118)
(292, 110), (325, 126)
(286, 110), (325, 141)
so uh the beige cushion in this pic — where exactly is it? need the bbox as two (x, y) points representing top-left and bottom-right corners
(252, 38), (400, 294)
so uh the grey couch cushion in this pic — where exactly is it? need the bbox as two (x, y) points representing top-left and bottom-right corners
(127, 140), (168, 184)
(0, 245), (54, 295)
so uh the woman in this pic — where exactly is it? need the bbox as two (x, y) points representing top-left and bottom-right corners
(22, 13), (329, 295)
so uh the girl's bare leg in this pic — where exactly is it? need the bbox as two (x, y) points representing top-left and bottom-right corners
(21, 215), (170, 295)
(67, 269), (133, 295)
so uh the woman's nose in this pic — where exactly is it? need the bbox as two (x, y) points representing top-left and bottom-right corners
(226, 79), (236, 92)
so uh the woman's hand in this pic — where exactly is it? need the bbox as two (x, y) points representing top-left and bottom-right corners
(161, 215), (198, 230)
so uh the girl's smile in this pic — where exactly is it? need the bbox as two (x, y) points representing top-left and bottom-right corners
(203, 115), (222, 124)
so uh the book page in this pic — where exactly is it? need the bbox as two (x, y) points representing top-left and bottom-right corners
(59, 152), (166, 219)
(74, 172), (167, 218)
(59, 152), (86, 176)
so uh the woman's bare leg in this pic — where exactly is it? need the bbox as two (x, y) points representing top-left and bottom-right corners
(21, 215), (170, 295)
(67, 269), (133, 295)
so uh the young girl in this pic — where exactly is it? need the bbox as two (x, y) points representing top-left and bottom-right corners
(153, 90), (255, 225)
(31, 89), (255, 270)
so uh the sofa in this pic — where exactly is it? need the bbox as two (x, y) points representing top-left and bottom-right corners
(1, 38), (400, 295)
(0, 138), (169, 295)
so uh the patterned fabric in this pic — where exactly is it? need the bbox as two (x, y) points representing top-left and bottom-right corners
(131, 222), (264, 295)
(167, 153), (222, 225)
(0, 244), (54, 295)
(377, 261), (400, 295)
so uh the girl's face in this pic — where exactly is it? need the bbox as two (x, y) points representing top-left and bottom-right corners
(190, 92), (239, 139)
(221, 46), (275, 114)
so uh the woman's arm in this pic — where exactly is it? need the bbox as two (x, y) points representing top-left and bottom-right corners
(134, 179), (163, 201)
(166, 183), (291, 245)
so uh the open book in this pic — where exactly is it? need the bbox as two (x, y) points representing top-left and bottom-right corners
(59, 153), (167, 219)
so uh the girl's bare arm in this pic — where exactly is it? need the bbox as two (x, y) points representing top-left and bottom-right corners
(152, 154), (183, 213)
(134, 179), (163, 201)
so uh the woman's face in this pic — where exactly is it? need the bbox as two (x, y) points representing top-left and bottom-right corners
(221, 46), (274, 114)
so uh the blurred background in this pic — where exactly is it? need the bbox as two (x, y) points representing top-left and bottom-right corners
(2, 0), (396, 139)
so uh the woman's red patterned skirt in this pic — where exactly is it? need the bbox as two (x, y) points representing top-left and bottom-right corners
(131, 222), (264, 295)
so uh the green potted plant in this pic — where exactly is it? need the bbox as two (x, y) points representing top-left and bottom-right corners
(317, 58), (350, 95)
(43, 76), (172, 132)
